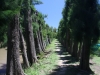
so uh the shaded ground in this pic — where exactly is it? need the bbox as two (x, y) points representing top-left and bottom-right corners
(0, 48), (23, 75)
(48, 41), (100, 75)
(0, 48), (7, 74)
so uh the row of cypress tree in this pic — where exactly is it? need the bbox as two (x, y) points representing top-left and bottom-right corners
(0, 0), (57, 75)
(58, 0), (100, 71)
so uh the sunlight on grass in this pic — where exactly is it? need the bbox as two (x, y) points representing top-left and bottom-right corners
(25, 39), (59, 75)
(45, 39), (56, 50)
(92, 56), (100, 65)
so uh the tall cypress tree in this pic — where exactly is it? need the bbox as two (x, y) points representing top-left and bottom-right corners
(23, 0), (37, 65)
(79, 0), (99, 71)
(4, 0), (25, 75)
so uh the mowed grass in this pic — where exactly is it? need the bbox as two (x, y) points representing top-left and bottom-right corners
(25, 39), (59, 75)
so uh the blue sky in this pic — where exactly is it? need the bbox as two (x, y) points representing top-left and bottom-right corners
(35, 0), (100, 29)
(35, 0), (65, 29)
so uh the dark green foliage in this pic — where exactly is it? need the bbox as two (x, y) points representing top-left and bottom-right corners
(58, 0), (100, 71)
(58, 0), (100, 50)
(0, 0), (23, 47)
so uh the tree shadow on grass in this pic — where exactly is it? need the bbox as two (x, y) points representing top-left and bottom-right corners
(48, 65), (95, 75)
(55, 44), (62, 48)
(62, 56), (79, 64)
(0, 64), (6, 74)
(65, 65), (95, 75)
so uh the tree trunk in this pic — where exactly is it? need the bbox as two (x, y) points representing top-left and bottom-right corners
(70, 39), (74, 55)
(48, 35), (51, 44)
(77, 42), (83, 60)
(66, 37), (68, 52)
(39, 25), (45, 51)
(35, 31), (43, 54)
(24, 7), (37, 65)
(46, 36), (49, 46)
(19, 29), (30, 68)
(66, 28), (70, 53)
(72, 40), (78, 57)
(6, 14), (25, 75)
(38, 29), (45, 52)
(43, 40), (46, 49)
(79, 39), (91, 71)
(68, 38), (72, 54)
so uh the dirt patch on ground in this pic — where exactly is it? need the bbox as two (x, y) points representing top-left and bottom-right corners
(90, 60), (100, 75)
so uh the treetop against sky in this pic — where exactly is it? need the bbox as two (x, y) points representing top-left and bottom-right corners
(35, 0), (100, 29)
(35, 0), (65, 29)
